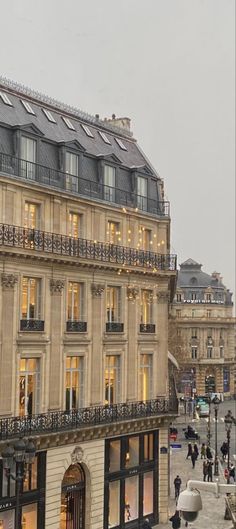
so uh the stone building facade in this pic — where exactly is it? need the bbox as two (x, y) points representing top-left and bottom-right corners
(171, 258), (235, 398)
(0, 78), (177, 529)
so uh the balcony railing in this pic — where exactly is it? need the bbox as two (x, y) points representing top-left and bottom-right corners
(0, 224), (177, 272)
(0, 152), (170, 217)
(0, 397), (178, 441)
(106, 322), (124, 333)
(140, 323), (155, 333)
(66, 321), (87, 332)
(20, 319), (44, 331)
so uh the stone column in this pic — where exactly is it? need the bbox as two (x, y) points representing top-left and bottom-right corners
(127, 286), (139, 401)
(0, 273), (18, 416)
(49, 279), (64, 410)
(156, 290), (169, 396)
(90, 283), (105, 405)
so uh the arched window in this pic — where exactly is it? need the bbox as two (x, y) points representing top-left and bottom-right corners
(61, 464), (85, 529)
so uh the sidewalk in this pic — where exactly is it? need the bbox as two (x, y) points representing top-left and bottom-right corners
(154, 437), (234, 529)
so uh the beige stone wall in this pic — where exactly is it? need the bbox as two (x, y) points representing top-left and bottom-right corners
(158, 427), (169, 523)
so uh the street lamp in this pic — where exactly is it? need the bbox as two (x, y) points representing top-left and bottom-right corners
(1, 438), (36, 529)
(206, 393), (212, 447)
(224, 411), (233, 520)
(212, 395), (220, 476)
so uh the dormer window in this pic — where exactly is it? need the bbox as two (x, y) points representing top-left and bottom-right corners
(0, 91), (13, 106)
(81, 124), (94, 138)
(42, 108), (56, 123)
(99, 131), (111, 145)
(62, 116), (76, 131)
(21, 100), (35, 115)
(104, 165), (115, 202)
(115, 137), (127, 151)
(65, 152), (79, 192)
(21, 136), (36, 180)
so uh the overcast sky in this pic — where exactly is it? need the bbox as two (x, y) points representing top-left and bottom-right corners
(0, 0), (235, 294)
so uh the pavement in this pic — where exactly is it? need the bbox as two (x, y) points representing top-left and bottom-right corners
(153, 420), (236, 529)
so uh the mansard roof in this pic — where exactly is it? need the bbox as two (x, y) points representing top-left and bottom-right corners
(178, 258), (226, 290)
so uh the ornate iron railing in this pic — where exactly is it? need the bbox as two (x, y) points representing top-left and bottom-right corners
(0, 152), (170, 217)
(0, 224), (177, 272)
(140, 323), (156, 333)
(66, 321), (87, 332)
(20, 319), (45, 331)
(0, 398), (178, 441)
(106, 322), (124, 333)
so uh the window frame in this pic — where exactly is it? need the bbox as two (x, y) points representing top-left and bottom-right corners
(65, 355), (84, 410)
(21, 277), (42, 320)
(67, 281), (84, 322)
(104, 354), (121, 405)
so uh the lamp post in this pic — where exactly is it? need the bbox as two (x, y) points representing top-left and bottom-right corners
(224, 411), (233, 520)
(207, 394), (211, 447)
(212, 396), (220, 476)
(1, 438), (36, 529)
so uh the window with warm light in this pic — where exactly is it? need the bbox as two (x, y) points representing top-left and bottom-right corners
(21, 503), (37, 529)
(24, 202), (40, 229)
(67, 282), (83, 321)
(107, 220), (120, 244)
(65, 356), (84, 410)
(68, 212), (81, 238)
(106, 286), (121, 322)
(139, 354), (153, 401)
(19, 358), (40, 416)
(104, 355), (120, 404)
(21, 277), (41, 320)
(140, 290), (153, 324)
(138, 226), (151, 250)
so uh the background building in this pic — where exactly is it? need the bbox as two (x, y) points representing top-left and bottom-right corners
(0, 78), (177, 529)
(170, 258), (235, 398)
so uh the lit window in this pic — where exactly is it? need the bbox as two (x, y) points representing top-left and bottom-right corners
(107, 221), (120, 244)
(124, 475), (138, 521)
(68, 282), (83, 321)
(19, 358), (40, 416)
(21, 99), (35, 115)
(21, 503), (38, 529)
(139, 226), (151, 250)
(42, 108), (56, 123)
(105, 355), (121, 404)
(62, 116), (76, 130)
(65, 356), (84, 410)
(109, 481), (120, 527)
(115, 137), (127, 150)
(140, 290), (153, 324)
(139, 354), (153, 401)
(106, 286), (121, 322)
(81, 123), (94, 137)
(21, 277), (41, 320)
(0, 90), (13, 106)
(68, 212), (80, 238)
(24, 202), (39, 229)
(99, 130), (111, 144)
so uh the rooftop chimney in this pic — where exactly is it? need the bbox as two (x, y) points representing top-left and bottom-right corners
(103, 114), (131, 133)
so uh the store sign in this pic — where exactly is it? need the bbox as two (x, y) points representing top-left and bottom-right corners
(127, 469), (138, 476)
(0, 501), (13, 511)
(160, 447), (168, 454)
(183, 300), (224, 304)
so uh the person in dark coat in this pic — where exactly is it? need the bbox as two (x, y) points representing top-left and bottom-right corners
(191, 451), (197, 468)
(142, 519), (152, 529)
(207, 460), (213, 482)
(220, 442), (228, 462)
(169, 510), (181, 529)
(186, 443), (192, 459)
(174, 475), (182, 501)
(203, 460), (208, 481)
(193, 443), (199, 459)
(206, 446), (212, 459)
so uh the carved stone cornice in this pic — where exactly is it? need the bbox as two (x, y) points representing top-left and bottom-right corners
(91, 283), (105, 297)
(127, 286), (139, 301)
(50, 279), (65, 295)
(157, 290), (170, 303)
(1, 273), (18, 290)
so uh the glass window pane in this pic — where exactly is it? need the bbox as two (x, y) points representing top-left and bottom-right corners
(143, 471), (154, 516)
(125, 436), (139, 468)
(144, 433), (154, 461)
(105, 355), (120, 404)
(109, 440), (121, 472)
(22, 503), (37, 529)
(0, 510), (15, 527)
(124, 475), (138, 522)
(109, 481), (120, 527)
(23, 456), (38, 491)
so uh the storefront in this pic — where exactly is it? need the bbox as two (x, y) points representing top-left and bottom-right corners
(104, 431), (158, 528)
(0, 451), (46, 529)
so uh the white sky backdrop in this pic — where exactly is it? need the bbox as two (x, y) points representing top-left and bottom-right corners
(0, 0), (235, 294)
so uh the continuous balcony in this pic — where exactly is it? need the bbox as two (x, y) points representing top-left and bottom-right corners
(0, 152), (170, 217)
(0, 224), (177, 272)
(0, 397), (178, 441)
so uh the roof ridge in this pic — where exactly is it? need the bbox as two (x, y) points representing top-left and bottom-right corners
(0, 76), (134, 140)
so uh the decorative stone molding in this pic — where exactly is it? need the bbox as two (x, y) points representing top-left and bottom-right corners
(156, 291), (170, 303)
(127, 286), (139, 301)
(71, 446), (84, 464)
(50, 279), (65, 295)
(91, 283), (105, 297)
(1, 273), (18, 290)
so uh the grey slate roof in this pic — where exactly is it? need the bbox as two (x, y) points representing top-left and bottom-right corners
(177, 259), (226, 290)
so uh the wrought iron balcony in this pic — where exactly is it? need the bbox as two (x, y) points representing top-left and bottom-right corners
(66, 320), (87, 332)
(0, 224), (177, 272)
(140, 323), (156, 333)
(0, 397), (178, 441)
(20, 319), (44, 331)
(0, 152), (170, 217)
(106, 322), (124, 333)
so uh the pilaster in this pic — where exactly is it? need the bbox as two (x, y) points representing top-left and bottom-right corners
(0, 273), (18, 416)
(127, 286), (139, 401)
(90, 283), (105, 405)
(49, 279), (65, 410)
(156, 289), (169, 396)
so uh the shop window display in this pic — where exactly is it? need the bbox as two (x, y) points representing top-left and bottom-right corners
(21, 503), (37, 529)
(124, 476), (138, 522)
(0, 510), (15, 529)
(125, 436), (139, 468)
(109, 481), (120, 527)
(143, 472), (153, 516)
(109, 440), (121, 472)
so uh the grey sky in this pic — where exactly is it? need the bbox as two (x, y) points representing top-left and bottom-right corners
(0, 0), (235, 293)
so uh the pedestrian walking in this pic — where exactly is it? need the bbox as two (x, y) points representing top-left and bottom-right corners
(200, 443), (206, 459)
(193, 443), (199, 459)
(203, 460), (208, 481)
(169, 510), (181, 529)
(191, 451), (197, 469)
(142, 519), (152, 529)
(220, 441), (228, 462)
(186, 443), (192, 459)
(207, 460), (213, 482)
(174, 475), (182, 502)
(206, 446), (212, 460)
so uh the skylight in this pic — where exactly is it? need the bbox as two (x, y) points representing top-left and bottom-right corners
(115, 137), (127, 151)
(99, 131), (111, 145)
(62, 116), (76, 131)
(0, 91), (13, 106)
(81, 124), (94, 138)
(42, 108), (56, 123)
(21, 99), (35, 115)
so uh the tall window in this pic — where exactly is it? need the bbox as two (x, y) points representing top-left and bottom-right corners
(65, 152), (79, 191)
(191, 292), (197, 301)
(65, 356), (84, 410)
(104, 165), (115, 202)
(68, 212), (80, 238)
(220, 346), (224, 358)
(21, 278), (41, 320)
(207, 346), (213, 359)
(138, 227), (151, 251)
(106, 286), (121, 322)
(137, 176), (147, 211)
(139, 354), (153, 401)
(107, 221), (120, 244)
(176, 293), (182, 302)
(19, 358), (40, 416)
(206, 293), (212, 302)
(24, 202), (39, 229)
(21, 136), (36, 179)
(191, 328), (198, 339)
(105, 355), (120, 404)
(191, 347), (198, 359)
(140, 290), (153, 324)
(68, 282), (83, 321)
